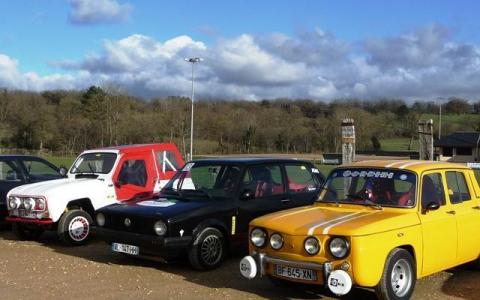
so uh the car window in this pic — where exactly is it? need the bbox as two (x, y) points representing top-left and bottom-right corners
(421, 173), (446, 208)
(285, 164), (318, 193)
(22, 160), (59, 178)
(156, 150), (180, 173)
(71, 152), (117, 174)
(0, 161), (22, 182)
(446, 171), (471, 203)
(163, 163), (240, 199)
(118, 159), (147, 187)
(240, 165), (285, 198)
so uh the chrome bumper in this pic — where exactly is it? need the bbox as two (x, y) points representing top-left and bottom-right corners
(251, 252), (332, 286)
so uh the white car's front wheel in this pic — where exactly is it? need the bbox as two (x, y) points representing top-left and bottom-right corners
(58, 209), (93, 246)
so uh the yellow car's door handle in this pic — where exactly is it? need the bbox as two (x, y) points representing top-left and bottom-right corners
(446, 210), (456, 215)
(472, 205), (480, 210)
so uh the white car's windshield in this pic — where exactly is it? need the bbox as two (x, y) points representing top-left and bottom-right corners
(71, 152), (117, 174)
(319, 168), (417, 208)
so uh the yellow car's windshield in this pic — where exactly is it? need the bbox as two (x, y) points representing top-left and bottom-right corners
(319, 168), (417, 208)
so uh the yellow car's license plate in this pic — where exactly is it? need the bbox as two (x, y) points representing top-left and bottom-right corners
(274, 264), (317, 281)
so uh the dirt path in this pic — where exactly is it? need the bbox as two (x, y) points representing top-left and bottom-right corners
(0, 229), (477, 300)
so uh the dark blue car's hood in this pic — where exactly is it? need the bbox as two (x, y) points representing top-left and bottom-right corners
(100, 196), (211, 219)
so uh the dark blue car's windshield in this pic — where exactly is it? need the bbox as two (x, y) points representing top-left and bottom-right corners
(163, 163), (241, 200)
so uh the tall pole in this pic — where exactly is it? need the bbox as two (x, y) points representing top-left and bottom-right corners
(190, 62), (195, 161)
(438, 102), (442, 140)
(185, 57), (202, 161)
(437, 97), (445, 140)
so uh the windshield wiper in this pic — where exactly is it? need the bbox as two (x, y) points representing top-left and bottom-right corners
(181, 189), (211, 199)
(346, 194), (383, 210)
(317, 186), (341, 206)
(364, 199), (383, 210)
(87, 162), (96, 173)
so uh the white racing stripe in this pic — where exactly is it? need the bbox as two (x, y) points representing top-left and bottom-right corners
(307, 212), (364, 236)
(322, 211), (379, 235)
(385, 161), (409, 168)
(398, 161), (428, 169)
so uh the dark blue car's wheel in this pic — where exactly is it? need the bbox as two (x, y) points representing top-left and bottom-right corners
(12, 223), (44, 240)
(188, 227), (226, 270)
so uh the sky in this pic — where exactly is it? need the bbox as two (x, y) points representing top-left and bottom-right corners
(1, 0), (480, 101)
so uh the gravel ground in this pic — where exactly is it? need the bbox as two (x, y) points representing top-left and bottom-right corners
(0, 228), (478, 300)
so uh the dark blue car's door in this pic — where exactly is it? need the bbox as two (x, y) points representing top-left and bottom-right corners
(0, 159), (26, 218)
(284, 163), (323, 207)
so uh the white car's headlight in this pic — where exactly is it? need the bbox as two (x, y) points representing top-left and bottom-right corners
(8, 196), (20, 210)
(304, 237), (320, 255)
(329, 237), (350, 259)
(23, 198), (36, 211)
(33, 198), (46, 211)
(269, 233), (283, 250)
(96, 213), (105, 227)
(250, 228), (267, 247)
(153, 220), (167, 236)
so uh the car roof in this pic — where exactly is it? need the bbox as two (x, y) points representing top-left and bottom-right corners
(85, 143), (180, 154)
(191, 157), (312, 165)
(341, 160), (469, 173)
(0, 154), (49, 160)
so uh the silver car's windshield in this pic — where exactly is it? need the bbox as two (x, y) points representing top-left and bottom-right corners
(319, 168), (417, 208)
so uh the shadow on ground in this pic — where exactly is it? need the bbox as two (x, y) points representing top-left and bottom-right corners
(441, 264), (480, 300)
(0, 229), (380, 299)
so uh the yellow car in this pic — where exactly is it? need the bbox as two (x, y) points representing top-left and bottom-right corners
(240, 160), (480, 300)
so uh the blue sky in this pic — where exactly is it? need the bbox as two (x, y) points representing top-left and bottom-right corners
(1, 0), (480, 100)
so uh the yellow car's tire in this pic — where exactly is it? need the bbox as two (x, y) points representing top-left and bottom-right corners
(375, 248), (416, 300)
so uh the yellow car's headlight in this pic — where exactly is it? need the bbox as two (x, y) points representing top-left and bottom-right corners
(329, 237), (350, 259)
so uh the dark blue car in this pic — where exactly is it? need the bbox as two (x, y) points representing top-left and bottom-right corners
(95, 158), (325, 270)
(0, 155), (66, 223)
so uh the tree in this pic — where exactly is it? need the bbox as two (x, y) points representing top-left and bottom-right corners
(444, 97), (472, 114)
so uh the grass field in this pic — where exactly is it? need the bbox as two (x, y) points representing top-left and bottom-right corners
(41, 155), (76, 168)
(421, 113), (480, 125)
(379, 138), (418, 151)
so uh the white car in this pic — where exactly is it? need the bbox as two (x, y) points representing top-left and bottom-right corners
(6, 143), (184, 245)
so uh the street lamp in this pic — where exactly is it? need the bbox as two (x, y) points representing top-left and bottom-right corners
(185, 57), (202, 161)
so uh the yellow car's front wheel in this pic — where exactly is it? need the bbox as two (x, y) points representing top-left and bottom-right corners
(375, 248), (416, 300)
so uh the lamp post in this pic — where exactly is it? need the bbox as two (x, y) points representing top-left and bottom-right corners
(184, 57), (202, 161)
(437, 97), (446, 140)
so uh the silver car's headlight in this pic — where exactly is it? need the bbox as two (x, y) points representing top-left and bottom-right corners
(329, 237), (350, 259)
(96, 213), (106, 227)
(304, 237), (320, 255)
(250, 228), (267, 247)
(8, 196), (20, 210)
(269, 233), (283, 250)
(153, 220), (167, 236)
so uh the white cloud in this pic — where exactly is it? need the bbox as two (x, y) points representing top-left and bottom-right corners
(69, 0), (132, 24)
(0, 53), (78, 91)
(5, 24), (480, 101)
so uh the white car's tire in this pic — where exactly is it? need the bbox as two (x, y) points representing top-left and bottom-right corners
(57, 209), (93, 246)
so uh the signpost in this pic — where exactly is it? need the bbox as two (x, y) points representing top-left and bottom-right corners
(341, 119), (355, 164)
(418, 119), (434, 160)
